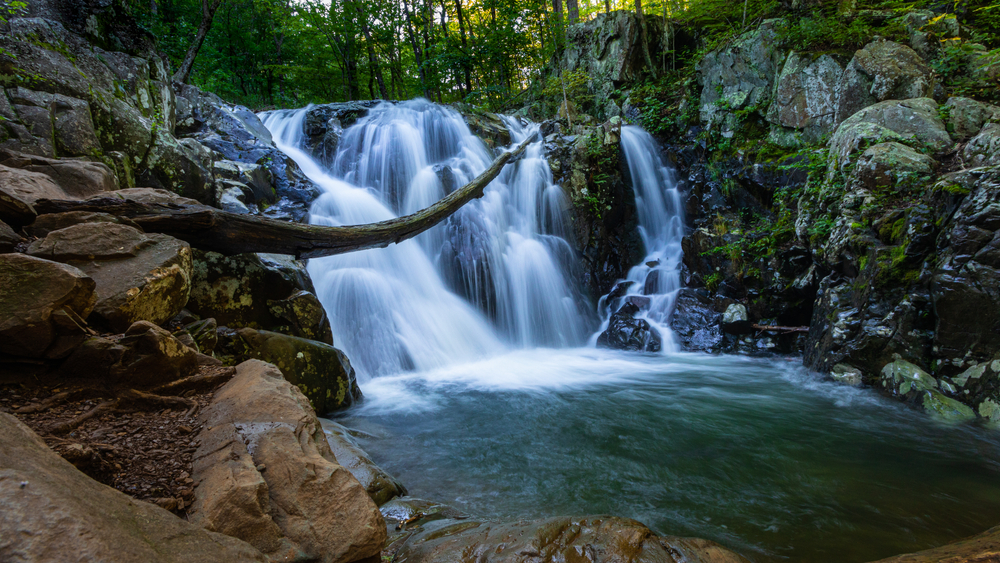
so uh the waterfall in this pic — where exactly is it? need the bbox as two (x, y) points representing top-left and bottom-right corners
(594, 125), (686, 351)
(262, 100), (588, 380)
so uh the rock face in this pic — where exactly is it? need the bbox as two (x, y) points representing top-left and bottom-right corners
(869, 523), (1000, 563)
(597, 302), (662, 352)
(26, 222), (194, 332)
(190, 360), (385, 563)
(188, 251), (333, 344)
(0, 253), (95, 359)
(391, 515), (749, 563)
(0, 412), (268, 563)
(300, 101), (381, 167)
(322, 419), (406, 507)
(216, 328), (361, 415)
(834, 40), (935, 125)
(697, 20), (785, 134)
(766, 52), (843, 144)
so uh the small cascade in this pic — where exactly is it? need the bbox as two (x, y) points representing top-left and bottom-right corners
(262, 100), (589, 380)
(594, 126), (686, 352)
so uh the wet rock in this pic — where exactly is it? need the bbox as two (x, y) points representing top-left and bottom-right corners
(597, 302), (662, 352)
(33, 223), (194, 332)
(0, 412), (268, 563)
(869, 522), (1000, 563)
(0, 253), (95, 359)
(834, 40), (934, 125)
(188, 251), (332, 344)
(830, 364), (863, 386)
(880, 359), (937, 399)
(216, 328), (361, 415)
(191, 360), (385, 563)
(766, 51), (843, 143)
(670, 289), (723, 352)
(321, 419), (407, 506)
(392, 515), (750, 563)
(921, 389), (976, 423)
(721, 303), (752, 334)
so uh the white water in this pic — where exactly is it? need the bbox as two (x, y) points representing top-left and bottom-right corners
(262, 100), (593, 380)
(592, 125), (686, 351)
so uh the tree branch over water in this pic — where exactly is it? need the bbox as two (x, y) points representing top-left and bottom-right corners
(33, 136), (534, 260)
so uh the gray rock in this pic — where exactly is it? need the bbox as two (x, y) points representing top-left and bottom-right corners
(827, 98), (952, 179)
(138, 129), (215, 204)
(850, 142), (936, 191)
(963, 123), (1000, 167)
(830, 364), (863, 386)
(0, 412), (268, 563)
(0, 253), (95, 358)
(834, 40), (935, 125)
(944, 97), (1000, 142)
(596, 302), (662, 352)
(766, 52), (843, 143)
(0, 149), (118, 197)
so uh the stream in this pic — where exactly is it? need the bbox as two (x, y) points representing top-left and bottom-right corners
(262, 100), (1000, 563)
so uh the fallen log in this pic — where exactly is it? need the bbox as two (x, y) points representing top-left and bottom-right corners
(752, 323), (809, 334)
(33, 135), (534, 259)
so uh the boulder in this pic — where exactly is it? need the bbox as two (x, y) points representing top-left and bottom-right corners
(766, 52), (843, 143)
(299, 101), (379, 168)
(0, 412), (267, 563)
(0, 165), (70, 204)
(0, 149), (118, 196)
(963, 123), (1000, 168)
(138, 129), (215, 204)
(670, 289), (724, 352)
(321, 419), (406, 506)
(869, 523), (1000, 563)
(0, 219), (20, 253)
(827, 98), (952, 179)
(114, 321), (201, 386)
(921, 389), (976, 423)
(29, 223), (193, 332)
(596, 302), (662, 352)
(0, 181), (37, 227)
(97, 187), (202, 206)
(880, 359), (937, 399)
(5, 88), (101, 156)
(24, 211), (143, 238)
(216, 328), (361, 415)
(943, 97), (1000, 142)
(392, 515), (749, 563)
(0, 253), (95, 359)
(850, 142), (936, 192)
(188, 251), (333, 344)
(830, 364), (863, 386)
(834, 40), (935, 125)
(190, 360), (385, 563)
(721, 303), (752, 334)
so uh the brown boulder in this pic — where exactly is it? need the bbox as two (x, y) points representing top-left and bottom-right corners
(27, 223), (151, 261)
(0, 149), (118, 197)
(190, 360), (385, 563)
(868, 524), (1000, 563)
(392, 515), (750, 563)
(25, 211), (143, 238)
(0, 412), (268, 563)
(0, 253), (95, 359)
(0, 219), (20, 253)
(0, 182), (36, 228)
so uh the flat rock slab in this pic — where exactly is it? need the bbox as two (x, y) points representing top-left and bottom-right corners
(0, 412), (267, 563)
(0, 253), (95, 359)
(190, 360), (385, 563)
(391, 515), (750, 563)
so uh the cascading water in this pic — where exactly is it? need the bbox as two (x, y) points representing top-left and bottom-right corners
(262, 100), (589, 380)
(593, 125), (686, 351)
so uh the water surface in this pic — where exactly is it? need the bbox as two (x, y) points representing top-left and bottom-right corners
(337, 350), (1000, 563)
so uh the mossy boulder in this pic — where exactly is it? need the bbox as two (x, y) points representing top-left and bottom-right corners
(880, 359), (937, 399)
(921, 390), (976, 423)
(834, 40), (934, 125)
(216, 328), (361, 415)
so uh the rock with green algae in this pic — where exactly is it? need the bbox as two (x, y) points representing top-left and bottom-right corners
(216, 327), (361, 415)
(766, 51), (844, 143)
(850, 142), (937, 192)
(921, 389), (976, 423)
(943, 97), (1000, 142)
(834, 40), (935, 125)
(0, 412), (268, 563)
(880, 359), (938, 398)
(188, 250), (333, 345)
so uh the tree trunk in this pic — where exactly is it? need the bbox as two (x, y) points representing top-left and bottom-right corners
(552, 0), (564, 47)
(171, 0), (224, 84)
(34, 137), (534, 260)
(454, 0), (473, 94)
(605, 0), (611, 12)
(356, 2), (389, 99)
(635, 0), (657, 78)
(403, 0), (430, 99)
(567, 0), (579, 23)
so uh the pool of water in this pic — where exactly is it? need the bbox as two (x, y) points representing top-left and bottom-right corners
(335, 349), (1000, 562)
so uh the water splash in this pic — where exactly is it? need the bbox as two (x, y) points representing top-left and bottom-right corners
(593, 125), (686, 351)
(262, 100), (589, 379)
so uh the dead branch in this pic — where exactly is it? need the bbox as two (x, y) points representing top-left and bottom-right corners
(33, 135), (534, 259)
(752, 323), (809, 334)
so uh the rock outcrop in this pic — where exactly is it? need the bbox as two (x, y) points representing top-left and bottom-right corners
(322, 419), (407, 506)
(0, 411), (268, 563)
(190, 360), (385, 563)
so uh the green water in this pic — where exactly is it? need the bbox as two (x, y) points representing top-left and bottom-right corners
(337, 349), (1000, 562)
